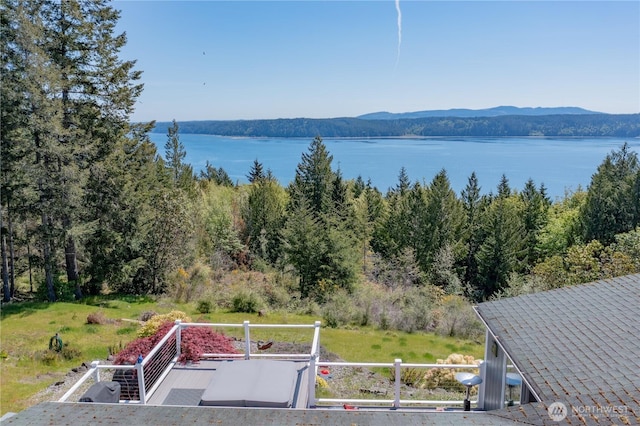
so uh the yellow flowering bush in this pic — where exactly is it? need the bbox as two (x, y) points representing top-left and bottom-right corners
(137, 310), (192, 337)
(316, 375), (329, 389)
(420, 353), (481, 394)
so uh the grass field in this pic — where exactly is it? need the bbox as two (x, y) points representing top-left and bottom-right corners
(0, 297), (484, 415)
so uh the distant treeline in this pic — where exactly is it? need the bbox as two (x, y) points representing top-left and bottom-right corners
(153, 114), (640, 138)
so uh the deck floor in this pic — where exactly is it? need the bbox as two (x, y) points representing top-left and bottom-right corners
(147, 360), (310, 408)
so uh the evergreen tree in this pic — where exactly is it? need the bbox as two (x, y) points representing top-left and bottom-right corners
(520, 178), (550, 268)
(282, 197), (325, 299)
(48, 0), (142, 298)
(352, 175), (366, 198)
(290, 136), (334, 215)
(165, 120), (186, 182)
(284, 137), (359, 300)
(242, 174), (286, 264)
(1, 0), (35, 300)
(416, 170), (464, 280)
(83, 122), (160, 294)
(8, 0), (66, 301)
(395, 166), (411, 196)
(247, 159), (265, 183)
(460, 172), (483, 295)
(476, 187), (526, 299)
(2, 0), (143, 300)
(581, 143), (640, 244)
(200, 161), (233, 187)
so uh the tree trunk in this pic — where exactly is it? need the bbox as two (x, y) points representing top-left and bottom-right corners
(27, 233), (33, 293)
(1, 207), (10, 303)
(7, 199), (16, 297)
(42, 212), (56, 302)
(65, 232), (82, 299)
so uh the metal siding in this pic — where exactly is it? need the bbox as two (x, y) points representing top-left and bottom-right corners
(482, 334), (506, 411)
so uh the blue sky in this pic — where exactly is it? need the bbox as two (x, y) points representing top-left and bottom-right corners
(114, 1), (640, 122)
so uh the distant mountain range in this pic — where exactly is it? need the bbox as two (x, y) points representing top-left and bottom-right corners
(152, 107), (639, 138)
(357, 106), (602, 120)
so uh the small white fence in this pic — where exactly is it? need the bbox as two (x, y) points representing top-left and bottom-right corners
(59, 320), (485, 409)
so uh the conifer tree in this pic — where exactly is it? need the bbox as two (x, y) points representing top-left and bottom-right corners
(242, 173), (286, 264)
(2, 0), (143, 300)
(164, 119), (196, 193)
(418, 170), (464, 283)
(460, 172), (484, 297)
(247, 159), (265, 183)
(476, 179), (526, 299)
(520, 178), (550, 268)
(284, 137), (359, 300)
(581, 143), (639, 244)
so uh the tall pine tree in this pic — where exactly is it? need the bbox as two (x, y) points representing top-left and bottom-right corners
(2, 0), (143, 300)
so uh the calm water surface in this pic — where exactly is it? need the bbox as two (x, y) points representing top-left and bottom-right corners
(149, 134), (638, 199)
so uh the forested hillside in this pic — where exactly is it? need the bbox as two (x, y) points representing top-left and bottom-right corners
(3, 1), (640, 338)
(152, 113), (640, 138)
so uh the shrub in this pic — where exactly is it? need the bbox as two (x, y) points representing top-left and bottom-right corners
(322, 290), (355, 328)
(262, 283), (291, 310)
(231, 290), (263, 313)
(108, 341), (124, 357)
(316, 375), (329, 389)
(388, 287), (437, 333)
(389, 367), (423, 387)
(196, 300), (212, 314)
(115, 329), (163, 365)
(86, 311), (108, 325)
(168, 262), (213, 303)
(35, 276), (76, 302)
(177, 327), (238, 363)
(139, 311), (157, 322)
(40, 350), (60, 366)
(137, 311), (192, 337)
(115, 321), (238, 365)
(60, 344), (82, 361)
(434, 295), (483, 340)
(419, 353), (481, 394)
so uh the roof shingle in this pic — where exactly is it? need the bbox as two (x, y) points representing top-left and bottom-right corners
(476, 273), (640, 424)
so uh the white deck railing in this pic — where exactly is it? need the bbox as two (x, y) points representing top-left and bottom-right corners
(59, 320), (484, 410)
(313, 360), (480, 408)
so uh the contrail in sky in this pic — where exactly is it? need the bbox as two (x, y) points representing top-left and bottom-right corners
(395, 0), (402, 69)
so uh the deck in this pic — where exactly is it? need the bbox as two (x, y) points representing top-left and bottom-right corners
(147, 359), (310, 408)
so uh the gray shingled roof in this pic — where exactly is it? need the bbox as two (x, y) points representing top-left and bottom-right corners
(475, 273), (640, 424)
(3, 402), (522, 425)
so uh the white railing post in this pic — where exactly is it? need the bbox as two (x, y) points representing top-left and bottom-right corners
(137, 362), (146, 404)
(393, 359), (402, 409)
(244, 320), (251, 359)
(307, 320), (321, 408)
(91, 361), (100, 382)
(175, 320), (182, 359)
(313, 321), (321, 358)
(308, 354), (316, 408)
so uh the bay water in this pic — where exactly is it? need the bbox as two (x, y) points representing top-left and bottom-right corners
(149, 134), (638, 200)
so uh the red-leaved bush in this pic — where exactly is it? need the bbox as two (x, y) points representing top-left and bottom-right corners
(177, 326), (238, 363)
(115, 321), (238, 365)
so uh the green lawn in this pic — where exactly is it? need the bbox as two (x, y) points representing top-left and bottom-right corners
(0, 298), (484, 415)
